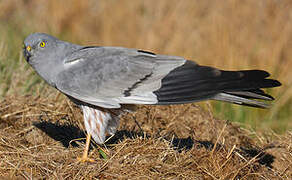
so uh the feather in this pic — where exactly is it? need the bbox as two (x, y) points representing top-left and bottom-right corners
(154, 60), (281, 108)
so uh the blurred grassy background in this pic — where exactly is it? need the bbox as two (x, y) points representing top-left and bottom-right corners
(0, 0), (291, 133)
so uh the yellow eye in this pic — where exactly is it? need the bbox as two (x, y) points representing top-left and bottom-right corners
(26, 45), (31, 52)
(40, 41), (46, 48)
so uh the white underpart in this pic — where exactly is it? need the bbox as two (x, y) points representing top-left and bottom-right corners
(81, 105), (120, 144)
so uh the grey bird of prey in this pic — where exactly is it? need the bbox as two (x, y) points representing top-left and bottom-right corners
(23, 33), (281, 162)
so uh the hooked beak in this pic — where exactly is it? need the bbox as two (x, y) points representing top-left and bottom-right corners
(23, 44), (31, 62)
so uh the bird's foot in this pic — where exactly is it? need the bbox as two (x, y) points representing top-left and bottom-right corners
(77, 156), (95, 163)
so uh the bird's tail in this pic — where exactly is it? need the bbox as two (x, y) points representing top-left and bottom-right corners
(154, 60), (281, 108)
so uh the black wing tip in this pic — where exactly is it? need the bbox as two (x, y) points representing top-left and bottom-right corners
(264, 79), (282, 88)
(244, 69), (282, 87)
(258, 70), (270, 78)
(155, 62), (282, 106)
(248, 69), (270, 78)
(272, 79), (282, 87)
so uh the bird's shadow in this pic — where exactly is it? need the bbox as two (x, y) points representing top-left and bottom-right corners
(33, 121), (275, 168)
(33, 121), (86, 147)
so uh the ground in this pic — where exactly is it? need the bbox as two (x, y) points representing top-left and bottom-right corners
(0, 95), (291, 179)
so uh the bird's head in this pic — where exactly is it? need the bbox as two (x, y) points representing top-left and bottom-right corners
(23, 33), (80, 86)
(23, 33), (60, 65)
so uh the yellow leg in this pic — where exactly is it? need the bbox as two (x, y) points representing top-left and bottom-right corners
(77, 133), (95, 163)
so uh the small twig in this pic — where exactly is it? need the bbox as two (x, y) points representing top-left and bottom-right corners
(104, 134), (115, 144)
(99, 142), (128, 171)
(69, 137), (86, 147)
(1, 108), (30, 119)
(217, 144), (237, 173)
(5, 161), (31, 180)
(231, 153), (261, 180)
(133, 116), (144, 134)
(211, 124), (226, 155)
(15, 126), (34, 136)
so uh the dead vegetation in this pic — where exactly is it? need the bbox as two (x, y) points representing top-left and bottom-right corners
(0, 95), (291, 179)
(0, 0), (291, 131)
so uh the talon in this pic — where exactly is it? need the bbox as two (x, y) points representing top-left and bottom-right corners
(77, 156), (95, 163)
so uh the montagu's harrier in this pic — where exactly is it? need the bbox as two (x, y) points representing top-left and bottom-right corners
(23, 33), (281, 162)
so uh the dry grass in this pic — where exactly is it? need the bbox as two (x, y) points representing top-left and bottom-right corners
(0, 95), (291, 179)
(0, 0), (291, 131)
(0, 0), (292, 179)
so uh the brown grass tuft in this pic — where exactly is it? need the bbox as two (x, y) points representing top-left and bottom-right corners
(0, 0), (291, 131)
(0, 95), (291, 179)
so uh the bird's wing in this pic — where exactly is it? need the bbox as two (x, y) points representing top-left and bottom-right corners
(153, 60), (281, 108)
(55, 46), (185, 108)
(56, 46), (281, 109)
